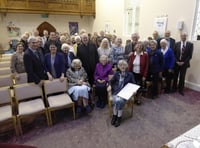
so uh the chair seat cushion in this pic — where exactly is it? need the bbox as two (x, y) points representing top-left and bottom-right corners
(0, 105), (12, 121)
(48, 93), (73, 108)
(19, 98), (45, 115)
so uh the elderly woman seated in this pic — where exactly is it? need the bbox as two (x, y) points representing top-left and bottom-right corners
(107, 60), (135, 127)
(66, 59), (92, 115)
(94, 55), (113, 108)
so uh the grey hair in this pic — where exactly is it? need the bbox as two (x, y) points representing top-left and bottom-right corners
(27, 36), (37, 43)
(99, 55), (108, 61)
(149, 40), (157, 45)
(71, 59), (82, 68)
(61, 43), (71, 51)
(75, 35), (81, 41)
(117, 60), (128, 68)
(160, 39), (168, 45)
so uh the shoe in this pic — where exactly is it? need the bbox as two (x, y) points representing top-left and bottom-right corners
(76, 106), (82, 114)
(171, 89), (177, 93)
(99, 102), (106, 109)
(85, 105), (92, 113)
(164, 90), (170, 94)
(96, 100), (101, 108)
(179, 91), (184, 96)
(114, 117), (121, 127)
(134, 99), (142, 105)
(111, 115), (117, 125)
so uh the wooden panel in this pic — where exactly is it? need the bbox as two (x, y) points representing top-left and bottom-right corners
(0, 0), (95, 16)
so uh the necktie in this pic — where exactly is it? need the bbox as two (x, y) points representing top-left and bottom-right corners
(34, 51), (40, 59)
(180, 44), (185, 61)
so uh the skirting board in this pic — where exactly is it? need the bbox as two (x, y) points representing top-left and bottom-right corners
(185, 80), (200, 92)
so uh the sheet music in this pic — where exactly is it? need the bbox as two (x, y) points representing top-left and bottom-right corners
(117, 83), (140, 100)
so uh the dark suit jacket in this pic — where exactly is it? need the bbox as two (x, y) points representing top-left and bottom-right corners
(44, 52), (65, 78)
(174, 41), (193, 67)
(77, 41), (99, 78)
(63, 52), (76, 71)
(110, 71), (135, 95)
(24, 48), (46, 84)
(125, 42), (136, 60)
(168, 37), (175, 50)
(148, 49), (164, 73)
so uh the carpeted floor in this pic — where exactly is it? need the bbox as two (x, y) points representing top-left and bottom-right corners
(1, 89), (200, 148)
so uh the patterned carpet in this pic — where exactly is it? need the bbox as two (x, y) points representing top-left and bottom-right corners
(1, 88), (200, 148)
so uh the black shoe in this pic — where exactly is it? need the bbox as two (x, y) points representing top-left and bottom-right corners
(134, 99), (142, 105)
(85, 105), (92, 113)
(179, 91), (184, 96)
(164, 90), (170, 94)
(114, 117), (121, 127)
(111, 115), (117, 125)
(171, 89), (177, 93)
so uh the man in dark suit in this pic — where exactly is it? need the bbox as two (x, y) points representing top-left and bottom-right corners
(77, 33), (99, 85)
(152, 30), (161, 49)
(172, 32), (193, 95)
(125, 33), (140, 61)
(24, 37), (46, 86)
(44, 32), (61, 54)
(164, 30), (176, 51)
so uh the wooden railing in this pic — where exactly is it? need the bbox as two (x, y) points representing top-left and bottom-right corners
(0, 0), (95, 16)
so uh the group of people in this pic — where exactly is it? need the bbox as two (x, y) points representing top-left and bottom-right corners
(10, 29), (193, 127)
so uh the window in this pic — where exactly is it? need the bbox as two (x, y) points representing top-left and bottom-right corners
(124, 0), (141, 36)
(192, 0), (200, 40)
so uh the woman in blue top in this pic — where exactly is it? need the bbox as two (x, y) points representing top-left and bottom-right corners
(147, 40), (164, 99)
(159, 39), (175, 93)
(44, 43), (65, 82)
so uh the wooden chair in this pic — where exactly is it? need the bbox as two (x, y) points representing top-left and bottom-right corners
(0, 68), (11, 76)
(13, 83), (50, 135)
(107, 74), (135, 118)
(13, 73), (27, 85)
(0, 56), (12, 62)
(43, 79), (75, 126)
(0, 75), (13, 88)
(0, 61), (10, 68)
(0, 86), (18, 136)
(107, 90), (135, 118)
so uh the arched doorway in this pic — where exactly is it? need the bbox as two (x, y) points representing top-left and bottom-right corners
(37, 21), (56, 36)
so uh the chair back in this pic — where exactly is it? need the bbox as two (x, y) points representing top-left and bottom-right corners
(0, 75), (13, 87)
(0, 86), (11, 104)
(44, 79), (67, 95)
(14, 73), (27, 85)
(0, 61), (10, 68)
(14, 83), (43, 101)
(0, 68), (11, 75)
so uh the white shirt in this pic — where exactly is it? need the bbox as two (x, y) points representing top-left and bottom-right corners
(161, 46), (168, 55)
(133, 52), (143, 74)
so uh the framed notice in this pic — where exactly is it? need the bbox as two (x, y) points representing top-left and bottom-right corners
(154, 16), (168, 37)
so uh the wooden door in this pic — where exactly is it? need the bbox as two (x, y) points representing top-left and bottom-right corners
(37, 21), (56, 36)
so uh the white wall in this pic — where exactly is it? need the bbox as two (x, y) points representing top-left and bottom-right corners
(139, 0), (197, 40)
(93, 0), (197, 40)
(92, 0), (124, 37)
(0, 13), (93, 50)
(185, 41), (200, 91)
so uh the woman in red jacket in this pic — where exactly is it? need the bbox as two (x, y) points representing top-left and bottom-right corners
(128, 41), (149, 105)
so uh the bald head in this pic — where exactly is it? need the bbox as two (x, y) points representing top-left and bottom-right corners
(180, 32), (187, 42)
